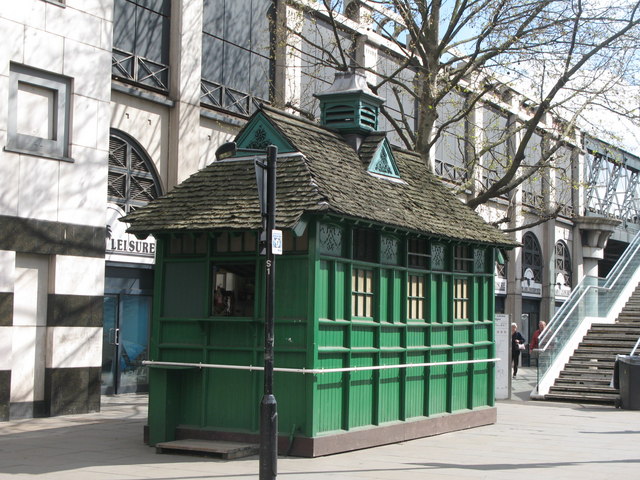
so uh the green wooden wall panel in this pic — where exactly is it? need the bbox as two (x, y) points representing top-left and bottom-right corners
(405, 352), (427, 419)
(160, 321), (205, 345)
(275, 321), (306, 349)
(474, 323), (491, 343)
(451, 349), (471, 412)
(351, 325), (376, 348)
(379, 269), (389, 323)
(158, 348), (204, 363)
(176, 370), (204, 426)
(317, 260), (330, 319)
(379, 353), (401, 423)
(334, 262), (346, 320)
(407, 326), (427, 347)
(208, 321), (258, 348)
(428, 350), (449, 415)
(274, 352), (308, 437)
(472, 362), (490, 408)
(472, 345), (493, 408)
(205, 351), (256, 430)
(162, 262), (207, 318)
(430, 325), (449, 347)
(430, 274), (451, 323)
(318, 323), (347, 348)
(348, 353), (375, 429)
(391, 270), (402, 322)
(380, 326), (402, 348)
(315, 353), (346, 434)
(453, 325), (471, 345)
(276, 258), (308, 318)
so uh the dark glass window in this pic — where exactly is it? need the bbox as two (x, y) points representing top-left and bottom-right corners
(108, 130), (163, 214)
(215, 232), (257, 253)
(201, 0), (272, 116)
(453, 245), (473, 272)
(283, 230), (309, 253)
(112, 0), (170, 93)
(353, 228), (377, 263)
(212, 263), (256, 316)
(169, 234), (208, 256)
(408, 237), (429, 269)
(523, 232), (543, 282)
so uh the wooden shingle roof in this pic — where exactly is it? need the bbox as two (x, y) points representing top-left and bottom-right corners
(124, 105), (517, 247)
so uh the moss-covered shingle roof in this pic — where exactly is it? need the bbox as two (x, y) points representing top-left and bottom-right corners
(124, 105), (517, 247)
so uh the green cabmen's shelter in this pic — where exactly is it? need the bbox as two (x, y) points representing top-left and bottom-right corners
(124, 72), (518, 457)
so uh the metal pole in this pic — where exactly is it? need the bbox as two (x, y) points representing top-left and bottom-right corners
(259, 145), (278, 480)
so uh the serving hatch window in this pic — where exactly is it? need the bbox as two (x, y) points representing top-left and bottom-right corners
(211, 263), (256, 316)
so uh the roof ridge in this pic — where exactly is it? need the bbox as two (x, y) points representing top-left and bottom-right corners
(260, 104), (344, 139)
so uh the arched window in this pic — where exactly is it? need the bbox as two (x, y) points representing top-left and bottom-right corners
(108, 130), (163, 213)
(555, 241), (572, 287)
(522, 232), (543, 283)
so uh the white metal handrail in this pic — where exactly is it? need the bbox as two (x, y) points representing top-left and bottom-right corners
(538, 229), (640, 352)
(143, 358), (499, 374)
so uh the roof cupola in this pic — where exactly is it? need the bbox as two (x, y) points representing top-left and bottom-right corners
(314, 71), (384, 151)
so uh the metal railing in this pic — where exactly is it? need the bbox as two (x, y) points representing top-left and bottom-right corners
(144, 358), (499, 374)
(534, 229), (640, 395)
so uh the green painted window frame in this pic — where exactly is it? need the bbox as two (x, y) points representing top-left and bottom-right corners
(453, 276), (470, 321)
(407, 273), (427, 321)
(351, 267), (374, 319)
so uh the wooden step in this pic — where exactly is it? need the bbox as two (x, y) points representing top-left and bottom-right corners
(156, 439), (259, 459)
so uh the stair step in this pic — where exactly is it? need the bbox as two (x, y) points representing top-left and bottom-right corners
(556, 376), (612, 385)
(544, 392), (618, 404)
(558, 369), (613, 380)
(549, 384), (617, 394)
(543, 285), (640, 406)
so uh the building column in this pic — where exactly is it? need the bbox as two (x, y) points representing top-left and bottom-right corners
(168, 0), (204, 188)
(575, 216), (620, 279)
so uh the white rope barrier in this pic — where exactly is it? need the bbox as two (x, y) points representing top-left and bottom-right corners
(143, 357), (500, 374)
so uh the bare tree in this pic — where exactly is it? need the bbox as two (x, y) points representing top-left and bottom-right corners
(279, 0), (640, 219)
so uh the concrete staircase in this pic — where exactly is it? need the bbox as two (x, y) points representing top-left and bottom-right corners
(544, 287), (640, 404)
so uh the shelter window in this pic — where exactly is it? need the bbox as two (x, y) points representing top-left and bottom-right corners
(352, 268), (374, 318)
(216, 231), (257, 253)
(283, 230), (308, 253)
(211, 263), (256, 316)
(408, 238), (429, 269)
(353, 228), (377, 263)
(453, 278), (469, 320)
(169, 234), (207, 255)
(453, 245), (473, 272)
(407, 274), (426, 321)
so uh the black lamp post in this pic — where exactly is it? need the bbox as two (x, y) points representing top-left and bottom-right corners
(216, 142), (279, 480)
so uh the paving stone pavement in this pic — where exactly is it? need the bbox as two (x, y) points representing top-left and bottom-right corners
(0, 367), (638, 480)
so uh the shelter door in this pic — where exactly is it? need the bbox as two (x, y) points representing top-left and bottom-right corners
(101, 294), (151, 394)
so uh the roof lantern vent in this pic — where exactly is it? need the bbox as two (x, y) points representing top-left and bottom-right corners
(314, 71), (384, 151)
